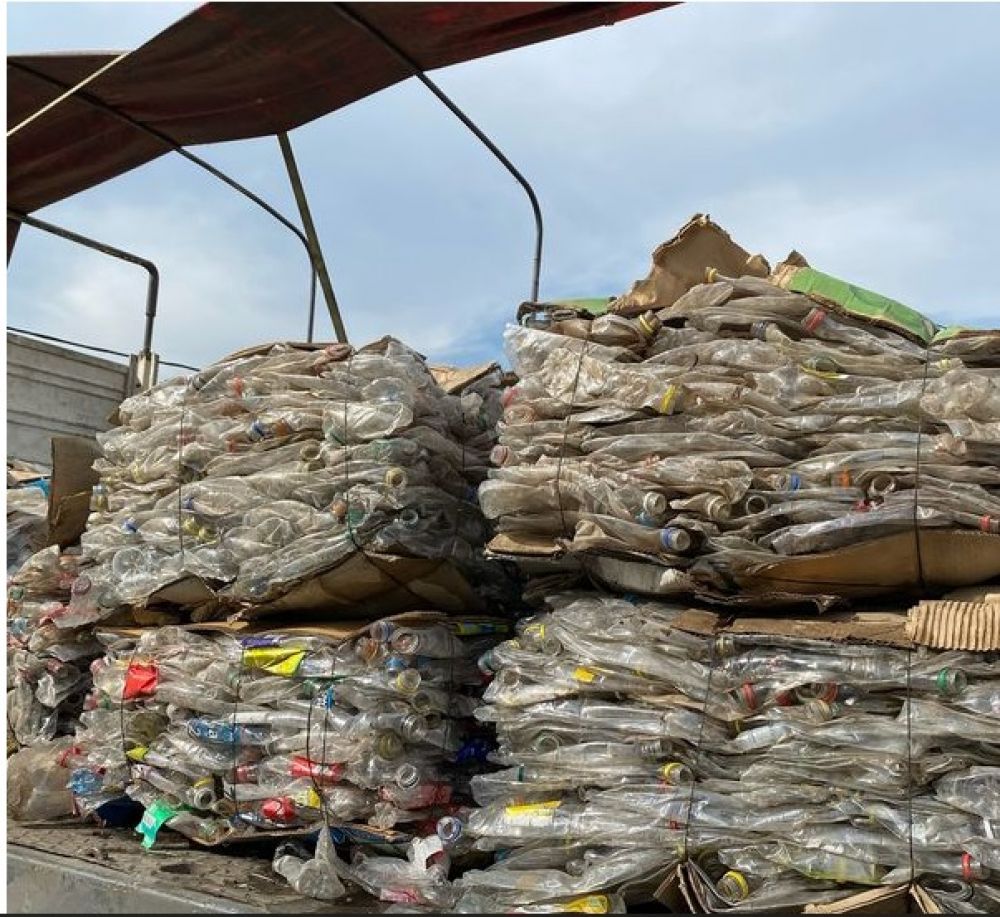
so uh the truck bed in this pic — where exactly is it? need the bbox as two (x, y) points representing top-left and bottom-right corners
(7, 823), (381, 914)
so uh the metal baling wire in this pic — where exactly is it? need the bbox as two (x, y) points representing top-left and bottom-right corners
(228, 639), (246, 824)
(338, 348), (450, 606)
(912, 332), (937, 594)
(905, 644), (916, 889)
(552, 331), (590, 544)
(681, 635), (719, 876)
(119, 638), (142, 782)
(303, 668), (334, 832)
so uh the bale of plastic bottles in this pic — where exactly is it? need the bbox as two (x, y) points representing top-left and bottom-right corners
(7, 546), (103, 750)
(67, 615), (505, 850)
(70, 339), (506, 624)
(483, 274), (1000, 597)
(453, 593), (1000, 913)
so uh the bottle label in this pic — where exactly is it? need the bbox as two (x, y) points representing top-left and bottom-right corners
(573, 667), (597, 684)
(658, 385), (680, 415)
(243, 647), (306, 677)
(136, 799), (183, 849)
(123, 661), (159, 700)
(504, 800), (560, 825)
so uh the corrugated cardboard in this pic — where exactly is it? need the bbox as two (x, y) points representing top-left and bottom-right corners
(735, 530), (1000, 597)
(674, 608), (914, 649)
(141, 548), (483, 621)
(653, 867), (693, 913)
(906, 600), (1000, 651)
(673, 602), (998, 653)
(611, 214), (770, 316)
(682, 864), (941, 915)
(805, 885), (941, 915)
(487, 529), (1000, 603)
(429, 362), (500, 395)
(46, 435), (101, 548)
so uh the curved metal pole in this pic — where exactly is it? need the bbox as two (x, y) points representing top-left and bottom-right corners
(8, 208), (159, 358)
(277, 132), (347, 344)
(331, 2), (544, 302)
(8, 61), (334, 342)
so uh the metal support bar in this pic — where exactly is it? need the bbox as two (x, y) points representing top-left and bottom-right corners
(8, 209), (159, 366)
(277, 132), (348, 343)
(9, 61), (323, 341)
(331, 2), (544, 302)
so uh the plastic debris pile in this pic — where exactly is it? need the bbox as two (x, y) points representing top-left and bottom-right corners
(6, 462), (49, 574)
(73, 339), (506, 622)
(453, 593), (1000, 913)
(68, 616), (504, 851)
(7, 546), (102, 749)
(483, 274), (1000, 596)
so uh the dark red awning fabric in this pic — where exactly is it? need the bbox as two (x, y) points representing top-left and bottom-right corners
(8, 2), (672, 216)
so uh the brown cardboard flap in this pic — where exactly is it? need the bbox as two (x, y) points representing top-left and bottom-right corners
(737, 530), (1000, 596)
(611, 214), (769, 315)
(674, 608), (914, 648)
(46, 436), (101, 548)
(907, 600), (1000, 651)
(653, 867), (692, 913)
(138, 555), (481, 620)
(430, 361), (500, 394)
(148, 575), (217, 608)
(190, 610), (449, 640)
(805, 885), (940, 915)
(487, 532), (565, 558)
(243, 554), (481, 619)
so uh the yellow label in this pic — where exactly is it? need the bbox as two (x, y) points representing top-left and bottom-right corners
(243, 647), (306, 676)
(505, 800), (560, 821)
(658, 385), (680, 415)
(564, 896), (612, 914)
(799, 364), (842, 381)
(573, 667), (597, 684)
(193, 777), (214, 789)
(126, 745), (148, 762)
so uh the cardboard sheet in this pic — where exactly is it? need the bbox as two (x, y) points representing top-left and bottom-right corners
(611, 214), (769, 315)
(46, 435), (101, 548)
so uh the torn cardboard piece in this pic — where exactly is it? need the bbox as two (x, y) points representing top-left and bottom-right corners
(46, 435), (101, 548)
(142, 553), (484, 621)
(611, 213), (770, 315)
(735, 530), (1000, 597)
(907, 599), (999, 651)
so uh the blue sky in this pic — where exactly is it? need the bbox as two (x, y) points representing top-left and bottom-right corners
(7, 2), (1000, 370)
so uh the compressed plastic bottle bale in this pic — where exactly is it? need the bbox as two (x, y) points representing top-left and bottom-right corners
(76, 339), (513, 620)
(68, 616), (508, 850)
(452, 592), (1000, 913)
(486, 273), (1000, 596)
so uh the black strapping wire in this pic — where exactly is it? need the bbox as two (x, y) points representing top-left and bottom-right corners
(119, 641), (141, 772)
(304, 672), (334, 832)
(7, 325), (200, 371)
(336, 348), (453, 608)
(228, 642), (246, 822)
(911, 337), (936, 593)
(681, 639), (718, 866)
(904, 644), (916, 888)
(553, 338), (590, 542)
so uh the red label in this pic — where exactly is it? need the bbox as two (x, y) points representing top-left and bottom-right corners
(289, 757), (344, 785)
(261, 797), (297, 824)
(123, 662), (159, 700)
